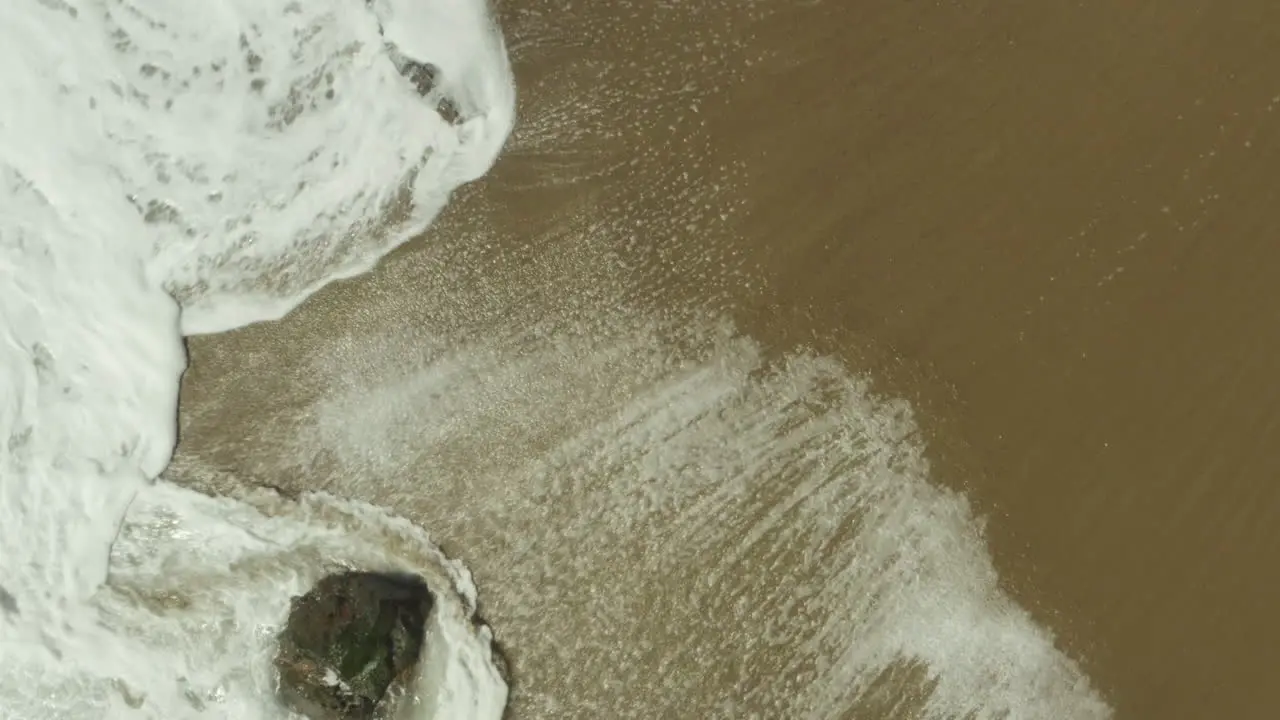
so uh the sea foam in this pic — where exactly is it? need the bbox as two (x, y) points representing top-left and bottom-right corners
(0, 0), (514, 717)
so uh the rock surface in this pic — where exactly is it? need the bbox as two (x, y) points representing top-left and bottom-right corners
(275, 570), (433, 719)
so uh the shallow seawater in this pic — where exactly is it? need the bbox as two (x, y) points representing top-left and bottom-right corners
(16, 0), (1234, 717)
(171, 74), (1113, 719)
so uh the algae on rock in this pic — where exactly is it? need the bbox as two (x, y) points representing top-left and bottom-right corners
(275, 570), (432, 719)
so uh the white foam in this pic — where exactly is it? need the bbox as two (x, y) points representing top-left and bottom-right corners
(1, 0), (514, 716)
(9, 481), (507, 719)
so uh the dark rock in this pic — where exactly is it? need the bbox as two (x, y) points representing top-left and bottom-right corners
(275, 570), (433, 719)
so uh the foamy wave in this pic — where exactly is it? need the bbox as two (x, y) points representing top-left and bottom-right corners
(268, 314), (1113, 719)
(2, 479), (507, 719)
(0, 0), (514, 716)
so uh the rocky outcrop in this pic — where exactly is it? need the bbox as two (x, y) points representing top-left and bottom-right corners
(275, 570), (433, 719)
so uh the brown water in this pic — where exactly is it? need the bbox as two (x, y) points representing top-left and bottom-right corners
(170, 1), (1280, 718)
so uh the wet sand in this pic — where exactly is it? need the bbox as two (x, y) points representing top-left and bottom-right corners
(173, 1), (1280, 717)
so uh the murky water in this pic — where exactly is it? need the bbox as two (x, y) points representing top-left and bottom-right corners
(171, 1), (1280, 718)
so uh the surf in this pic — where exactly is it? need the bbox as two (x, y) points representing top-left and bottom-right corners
(0, 0), (515, 717)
